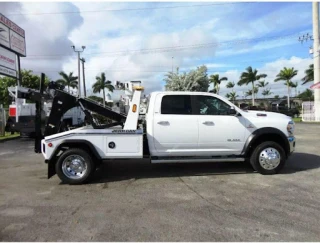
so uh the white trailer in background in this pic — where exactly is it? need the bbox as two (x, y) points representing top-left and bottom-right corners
(5, 86), (85, 136)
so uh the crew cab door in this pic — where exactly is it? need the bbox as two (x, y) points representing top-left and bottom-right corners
(194, 95), (246, 156)
(152, 94), (199, 156)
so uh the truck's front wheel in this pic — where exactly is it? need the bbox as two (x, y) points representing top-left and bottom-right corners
(55, 148), (95, 184)
(250, 141), (286, 175)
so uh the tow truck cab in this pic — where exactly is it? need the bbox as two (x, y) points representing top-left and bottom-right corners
(40, 82), (295, 185)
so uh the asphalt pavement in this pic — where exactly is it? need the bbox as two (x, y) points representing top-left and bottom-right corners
(0, 123), (320, 241)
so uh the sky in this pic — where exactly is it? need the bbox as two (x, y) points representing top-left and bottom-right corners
(0, 1), (316, 99)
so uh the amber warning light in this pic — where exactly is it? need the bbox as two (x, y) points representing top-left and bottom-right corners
(132, 104), (137, 112)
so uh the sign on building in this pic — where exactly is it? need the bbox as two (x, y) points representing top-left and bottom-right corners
(0, 13), (26, 57)
(0, 46), (16, 77)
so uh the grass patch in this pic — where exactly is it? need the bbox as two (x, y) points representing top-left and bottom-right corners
(0, 132), (20, 141)
(292, 117), (320, 124)
(293, 117), (302, 123)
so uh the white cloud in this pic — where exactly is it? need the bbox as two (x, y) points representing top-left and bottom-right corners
(1, 2), (83, 81)
(0, 2), (314, 100)
(218, 56), (313, 98)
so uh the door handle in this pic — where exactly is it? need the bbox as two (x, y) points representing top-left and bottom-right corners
(158, 121), (169, 125)
(202, 121), (214, 125)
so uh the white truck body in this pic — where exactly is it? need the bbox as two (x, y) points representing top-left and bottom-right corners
(39, 83), (295, 184)
(42, 91), (294, 159)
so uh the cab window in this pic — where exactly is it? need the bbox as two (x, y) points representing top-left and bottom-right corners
(194, 95), (230, 115)
(161, 95), (192, 115)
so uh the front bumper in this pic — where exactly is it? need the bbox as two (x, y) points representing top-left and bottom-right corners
(288, 136), (296, 154)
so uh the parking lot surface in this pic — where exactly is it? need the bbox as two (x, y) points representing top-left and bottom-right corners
(0, 123), (320, 241)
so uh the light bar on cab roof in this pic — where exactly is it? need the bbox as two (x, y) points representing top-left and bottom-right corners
(133, 86), (144, 90)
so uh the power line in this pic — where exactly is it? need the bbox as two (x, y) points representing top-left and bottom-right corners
(24, 33), (299, 59)
(4, 2), (252, 16)
(28, 67), (310, 74)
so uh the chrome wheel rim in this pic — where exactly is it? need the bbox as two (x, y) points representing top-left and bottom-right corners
(62, 155), (87, 179)
(259, 147), (281, 170)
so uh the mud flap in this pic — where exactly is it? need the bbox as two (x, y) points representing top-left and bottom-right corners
(48, 159), (56, 179)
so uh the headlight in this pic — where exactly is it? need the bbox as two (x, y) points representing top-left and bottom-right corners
(287, 120), (295, 135)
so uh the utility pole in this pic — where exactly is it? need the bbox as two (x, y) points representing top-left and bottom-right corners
(313, 2), (320, 121)
(172, 57), (174, 73)
(80, 58), (86, 97)
(72, 45), (85, 97)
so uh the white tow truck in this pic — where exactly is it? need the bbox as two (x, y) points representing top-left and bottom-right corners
(39, 81), (296, 184)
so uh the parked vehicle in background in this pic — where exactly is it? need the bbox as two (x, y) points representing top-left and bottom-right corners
(239, 99), (300, 118)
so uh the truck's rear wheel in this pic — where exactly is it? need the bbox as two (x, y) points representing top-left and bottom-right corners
(55, 148), (95, 184)
(250, 141), (286, 175)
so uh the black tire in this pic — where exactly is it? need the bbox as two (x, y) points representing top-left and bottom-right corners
(249, 141), (286, 175)
(55, 148), (95, 185)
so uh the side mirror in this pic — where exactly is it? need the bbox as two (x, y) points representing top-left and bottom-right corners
(228, 106), (237, 115)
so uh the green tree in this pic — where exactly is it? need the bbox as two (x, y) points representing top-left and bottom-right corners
(256, 80), (269, 98)
(289, 81), (298, 97)
(302, 64), (313, 85)
(0, 76), (16, 107)
(245, 87), (258, 100)
(226, 91), (238, 103)
(262, 88), (273, 98)
(56, 71), (78, 93)
(164, 66), (209, 92)
(92, 72), (115, 107)
(0, 70), (50, 107)
(237, 66), (267, 106)
(274, 67), (298, 109)
(208, 74), (228, 95)
(297, 89), (314, 101)
(274, 95), (280, 99)
(257, 80), (269, 88)
(226, 81), (235, 92)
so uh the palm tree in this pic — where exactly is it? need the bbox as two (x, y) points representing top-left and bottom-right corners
(209, 74), (228, 95)
(92, 72), (115, 107)
(226, 91), (238, 103)
(274, 67), (298, 109)
(245, 89), (252, 98)
(289, 81), (298, 97)
(56, 71), (78, 93)
(302, 64), (313, 84)
(245, 87), (258, 101)
(237, 66), (267, 106)
(257, 80), (269, 87)
(226, 81), (235, 92)
(262, 88), (273, 98)
(257, 80), (269, 94)
(298, 88), (314, 101)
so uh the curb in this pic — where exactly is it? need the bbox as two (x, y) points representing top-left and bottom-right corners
(0, 136), (21, 143)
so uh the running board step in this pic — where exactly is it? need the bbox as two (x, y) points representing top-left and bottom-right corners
(151, 157), (245, 163)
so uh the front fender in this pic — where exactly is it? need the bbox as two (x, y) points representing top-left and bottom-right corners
(241, 127), (290, 158)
